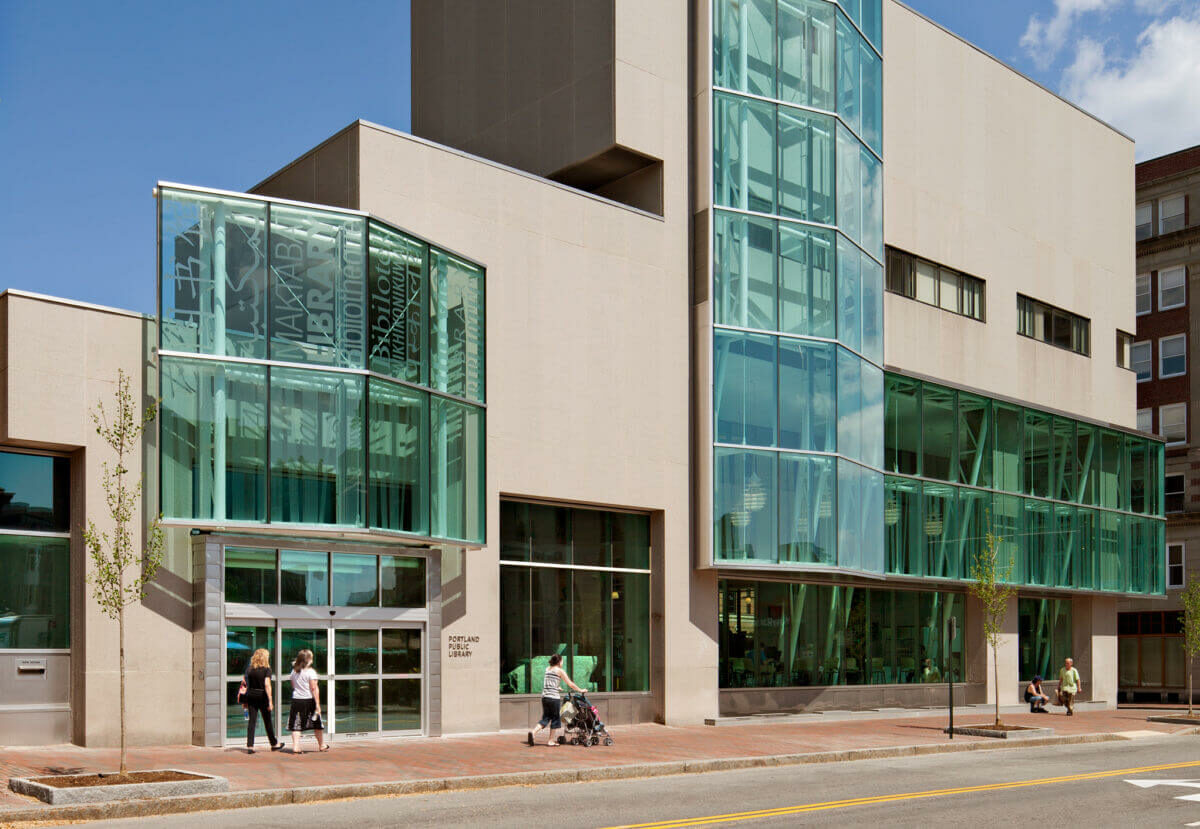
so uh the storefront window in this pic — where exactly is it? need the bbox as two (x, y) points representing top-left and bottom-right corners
(499, 504), (651, 695)
(0, 536), (69, 649)
(1018, 598), (1072, 682)
(718, 580), (963, 688)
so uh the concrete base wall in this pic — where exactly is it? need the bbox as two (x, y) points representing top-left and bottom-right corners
(500, 694), (654, 730)
(719, 684), (970, 715)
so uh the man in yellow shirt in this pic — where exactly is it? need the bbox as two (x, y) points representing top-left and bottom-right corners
(1058, 657), (1082, 716)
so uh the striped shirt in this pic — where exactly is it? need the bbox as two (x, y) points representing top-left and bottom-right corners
(541, 667), (561, 698)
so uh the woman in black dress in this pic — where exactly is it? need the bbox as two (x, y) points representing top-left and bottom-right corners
(243, 648), (281, 753)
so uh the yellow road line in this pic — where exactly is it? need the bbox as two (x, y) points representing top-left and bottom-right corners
(604, 759), (1200, 829)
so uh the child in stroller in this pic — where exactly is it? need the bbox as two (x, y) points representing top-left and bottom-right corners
(559, 691), (614, 747)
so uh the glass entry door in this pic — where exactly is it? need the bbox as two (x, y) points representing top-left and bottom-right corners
(225, 620), (422, 743)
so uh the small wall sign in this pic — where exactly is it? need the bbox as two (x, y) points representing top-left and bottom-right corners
(448, 634), (479, 659)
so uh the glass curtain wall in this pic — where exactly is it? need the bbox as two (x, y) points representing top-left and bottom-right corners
(158, 187), (485, 544)
(718, 580), (963, 688)
(883, 373), (1166, 596)
(499, 502), (651, 695)
(711, 0), (884, 572)
(1018, 598), (1073, 681)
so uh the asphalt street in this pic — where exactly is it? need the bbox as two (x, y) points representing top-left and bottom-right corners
(87, 734), (1200, 828)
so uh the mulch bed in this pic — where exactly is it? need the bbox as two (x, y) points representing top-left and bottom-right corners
(27, 771), (205, 788)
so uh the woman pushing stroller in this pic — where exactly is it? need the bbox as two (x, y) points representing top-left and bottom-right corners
(527, 654), (586, 746)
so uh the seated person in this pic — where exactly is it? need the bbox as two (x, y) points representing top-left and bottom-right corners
(920, 658), (941, 683)
(1024, 675), (1050, 713)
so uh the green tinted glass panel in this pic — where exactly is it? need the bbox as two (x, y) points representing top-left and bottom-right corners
(225, 548), (277, 604)
(1024, 499), (1051, 586)
(280, 551), (329, 606)
(1099, 430), (1123, 510)
(837, 234), (861, 354)
(714, 331), (777, 447)
(1018, 598), (1072, 681)
(1075, 423), (1098, 505)
(573, 569), (611, 691)
(281, 628), (328, 674)
(957, 488), (988, 582)
(777, 0), (835, 109)
(779, 339), (835, 452)
(713, 0), (774, 96)
(956, 393), (992, 488)
(836, 13), (860, 138)
(528, 503), (571, 564)
(923, 483), (958, 579)
(837, 459), (862, 570)
(861, 361), (884, 471)
(430, 397), (485, 543)
(572, 508), (609, 567)
(837, 348), (863, 462)
(611, 512), (651, 570)
(1099, 511), (1123, 591)
(500, 567), (531, 694)
(885, 476), (923, 576)
(714, 448), (777, 562)
(0, 536), (69, 649)
(1024, 410), (1051, 498)
(779, 107), (836, 224)
(160, 189), (267, 358)
(885, 375), (920, 475)
(331, 554), (377, 607)
(861, 254), (883, 365)
(381, 557), (426, 608)
(335, 629), (378, 675)
(382, 679), (421, 731)
(270, 368), (364, 526)
(835, 122), (861, 244)
(779, 453), (836, 565)
(715, 92), (776, 213)
(779, 222), (836, 338)
(0, 452), (69, 532)
(429, 249), (485, 403)
(268, 204), (366, 368)
(613, 572), (650, 691)
(860, 38), (882, 154)
(922, 384), (956, 482)
(160, 358), (267, 522)
(1127, 438), (1148, 515)
(1052, 505), (1077, 589)
(1052, 418), (1076, 502)
(382, 628), (421, 674)
(713, 210), (776, 330)
(367, 221), (425, 384)
(335, 678), (378, 734)
(992, 493), (1023, 584)
(367, 379), (428, 534)
(993, 402), (1022, 493)
(226, 626), (275, 677)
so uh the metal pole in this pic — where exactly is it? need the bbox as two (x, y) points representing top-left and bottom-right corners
(947, 614), (957, 739)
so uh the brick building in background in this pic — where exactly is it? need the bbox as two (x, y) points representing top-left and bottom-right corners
(1120, 144), (1200, 700)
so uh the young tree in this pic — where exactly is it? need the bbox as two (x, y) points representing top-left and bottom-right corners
(83, 369), (165, 774)
(1179, 576), (1200, 717)
(968, 524), (1017, 728)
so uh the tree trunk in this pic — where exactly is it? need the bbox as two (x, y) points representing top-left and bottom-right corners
(993, 645), (1000, 727)
(119, 596), (127, 775)
(1190, 668), (1194, 718)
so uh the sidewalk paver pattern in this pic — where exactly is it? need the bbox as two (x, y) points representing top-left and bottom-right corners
(0, 709), (1185, 811)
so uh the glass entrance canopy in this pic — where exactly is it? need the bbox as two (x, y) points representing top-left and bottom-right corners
(157, 184), (485, 544)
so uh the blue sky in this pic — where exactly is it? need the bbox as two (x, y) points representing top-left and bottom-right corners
(1, 0), (1198, 313)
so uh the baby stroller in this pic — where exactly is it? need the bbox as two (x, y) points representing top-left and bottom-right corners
(559, 692), (613, 747)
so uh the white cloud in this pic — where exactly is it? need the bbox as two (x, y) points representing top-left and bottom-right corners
(1061, 9), (1200, 159)
(1020, 0), (1122, 69)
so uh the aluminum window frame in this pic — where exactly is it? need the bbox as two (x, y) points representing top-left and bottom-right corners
(1159, 194), (1186, 235)
(1159, 334), (1188, 379)
(1158, 266), (1187, 312)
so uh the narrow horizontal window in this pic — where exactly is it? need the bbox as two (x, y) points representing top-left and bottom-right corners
(1017, 295), (1089, 356)
(884, 246), (984, 321)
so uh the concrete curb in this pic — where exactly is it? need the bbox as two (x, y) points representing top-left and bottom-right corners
(8, 769), (228, 806)
(0, 732), (1145, 825)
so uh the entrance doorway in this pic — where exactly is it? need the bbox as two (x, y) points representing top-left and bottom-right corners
(225, 620), (423, 744)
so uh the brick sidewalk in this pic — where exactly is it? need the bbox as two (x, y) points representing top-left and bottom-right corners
(0, 708), (1187, 813)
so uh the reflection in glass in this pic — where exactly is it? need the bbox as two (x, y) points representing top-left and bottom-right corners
(335, 629), (378, 675)
(382, 679), (421, 731)
(382, 628), (421, 674)
(778, 339), (835, 452)
(270, 368), (364, 526)
(714, 92), (777, 214)
(611, 512), (651, 570)
(714, 331), (777, 447)
(331, 554), (377, 607)
(779, 222), (836, 338)
(280, 551), (329, 606)
(613, 573), (650, 692)
(779, 108), (836, 223)
(160, 358), (268, 522)
(268, 204), (366, 368)
(160, 188), (267, 358)
(713, 0), (775, 97)
(714, 449), (777, 562)
(430, 250), (485, 402)
(1018, 598), (1072, 680)
(779, 454), (835, 565)
(225, 549), (277, 604)
(226, 625), (275, 677)
(335, 679), (378, 734)
(368, 379), (428, 534)
(713, 211), (776, 330)
(499, 567), (531, 694)
(367, 221), (425, 384)
(381, 556), (426, 608)
(431, 397), (485, 543)
(572, 570), (611, 691)
(777, 0), (835, 109)
(281, 628), (328, 674)
(0, 536), (69, 649)
(0, 452), (69, 531)
(837, 347), (863, 461)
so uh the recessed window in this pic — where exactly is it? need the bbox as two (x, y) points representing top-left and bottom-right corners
(1160, 194), (1186, 235)
(1017, 295), (1089, 356)
(1132, 341), (1152, 382)
(1137, 408), (1153, 433)
(1160, 334), (1187, 378)
(1117, 330), (1134, 370)
(1159, 267), (1186, 310)
(1136, 273), (1151, 315)
(1137, 202), (1152, 241)
(886, 247), (985, 321)
(1168, 544), (1186, 589)
(1167, 474), (1185, 513)
(1161, 403), (1187, 445)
